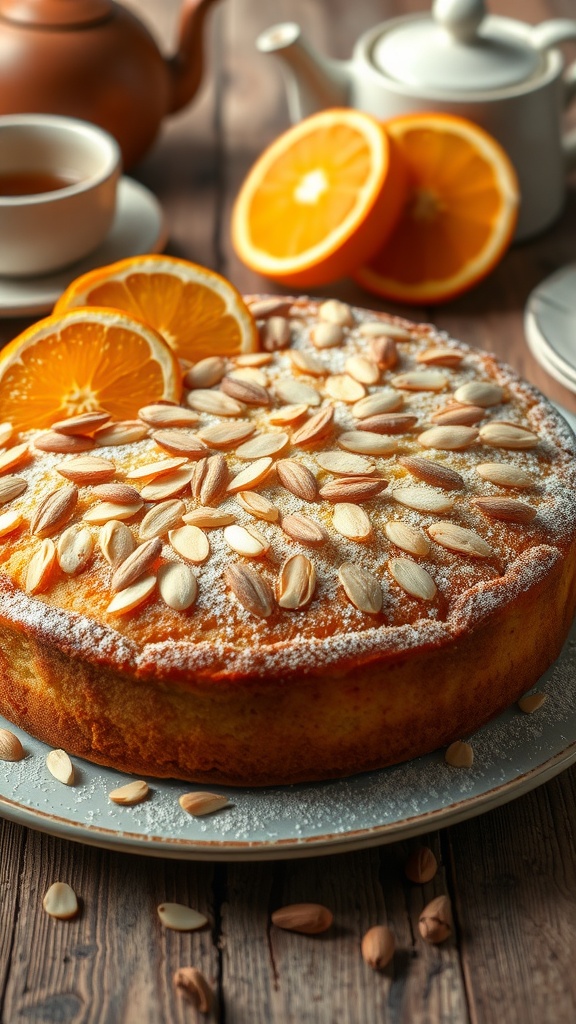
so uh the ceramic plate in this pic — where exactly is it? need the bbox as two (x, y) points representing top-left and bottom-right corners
(1, 408), (575, 862)
(525, 264), (576, 393)
(0, 177), (167, 318)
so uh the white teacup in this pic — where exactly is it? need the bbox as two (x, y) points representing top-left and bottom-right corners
(0, 114), (121, 277)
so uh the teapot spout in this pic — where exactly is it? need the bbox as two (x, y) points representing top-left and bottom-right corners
(167, 0), (222, 114)
(257, 23), (350, 123)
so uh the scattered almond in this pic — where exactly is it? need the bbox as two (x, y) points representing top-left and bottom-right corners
(152, 429), (209, 459)
(157, 903), (208, 932)
(92, 483), (141, 504)
(311, 321), (344, 349)
(352, 389), (403, 418)
(277, 459), (319, 501)
(418, 895), (452, 944)
(0, 421), (13, 445)
(280, 513), (328, 547)
(357, 413), (418, 435)
(224, 563), (274, 618)
(111, 537), (161, 592)
(235, 351), (273, 367)
(226, 456), (273, 494)
(332, 502), (372, 542)
(319, 477), (388, 503)
(197, 420), (255, 448)
(183, 507), (237, 529)
(392, 370), (448, 391)
(430, 404), (485, 426)
(186, 389), (245, 417)
(361, 925), (395, 970)
(384, 521), (431, 557)
(192, 454), (229, 506)
(445, 740), (474, 768)
(360, 319), (411, 341)
(319, 298), (354, 326)
(139, 499), (185, 540)
(404, 846), (438, 884)
(271, 903), (334, 934)
(93, 420), (149, 446)
(169, 524), (211, 564)
(398, 456), (464, 490)
(235, 432), (289, 460)
(140, 466), (195, 501)
(34, 433), (92, 455)
(337, 431), (398, 457)
(518, 692), (547, 713)
(183, 355), (227, 389)
(368, 334), (399, 369)
(418, 425), (478, 450)
(30, 484), (78, 538)
(324, 373), (366, 403)
(223, 523), (269, 558)
(236, 491), (279, 522)
(84, 500), (143, 524)
(315, 451), (374, 476)
(43, 882), (79, 920)
(106, 574), (156, 614)
(472, 496), (537, 524)
(388, 557), (437, 601)
(428, 521), (493, 558)
(0, 728), (24, 761)
(392, 485), (455, 514)
(26, 538), (57, 593)
(277, 553), (316, 609)
(475, 462), (534, 488)
(173, 967), (213, 1014)
(0, 474), (27, 503)
(0, 446), (28, 478)
(56, 455), (116, 485)
(268, 403), (308, 426)
(0, 509), (22, 537)
(126, 457), (187, 481)
(291, 405), (334, 448)
(479, 422), (538, 449)
(338, 562), (382, 614)
(290, 350), (326, 377)
(109, 780), (150, 805)
(57, 525), (94, 574)
(138, 404), (199, 428)
(259, 315), (291, 351)
(51, 410), (110, 435)
(249, 296), (293, 320)
(275, 379), (321, 407)
(46, 748), (74, 785)
(345, 354), (380, 385)
(454, 381), (504, 407)
(98, 520), (136, 568)
(221, 375), (270, 406)
(179, 792), (230, 816)
(416, 347), (463, 367)
(158, 561), (198, 611)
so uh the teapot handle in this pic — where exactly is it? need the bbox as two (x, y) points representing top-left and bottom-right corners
(530, 20), (576, 172)
(563, 61), (576, 172)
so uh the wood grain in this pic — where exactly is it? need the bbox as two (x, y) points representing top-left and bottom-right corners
(1, 0), (576, 1021)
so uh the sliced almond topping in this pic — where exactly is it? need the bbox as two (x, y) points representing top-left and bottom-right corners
(0, 508), (22, 537)
(139, 499), (185, 540)
(197, 421), (255, 448)
(290, 350), (326, 376)
(479, 422), (539, 449)
(338, 562), (382, 614)
(368, 334), (399, 369)
(94, 421), (149, 446)
(223, 523), (269, 557)
(352, 389), (403, 418)
(472, 496), (537, 524)
(454, 381), (504, 407)
(345, 355), (380, 385)
(324, 374), (366, 403)
(138, 404), (199, 428)
(315, 451), (375, 476)
(126, 457), (188, 481)
(221, 375), (270, 406)
(271, 903), (334, 935)
(248, 296), (294, 320)
(277, 553), (316, 610)
(51, 410), (111, 435)
(99, 520), (136, 567)
(228, 366), (268, 387)
(475, 462), (534, 488)
(192, 454), (229, 506)
(399, 455), (465, 490)
(111, 537), (162, 592)
(57, 525), (94, 574)
(30, 484), (78, 538)
(0, 422), (13, 446)
(0, 474), (27, 504)
(291, 405), (334, 448)
(43, 882), (78, 920)
(140, 466), (195, 501)
(259, 315), (291, 351)
(0, 728), (24, 761)
(106, 574), (156, 615)
(84, 500), (143, 524)
(359, 320), (411, 341)
(169, 524), (211, 564)
(281, 513), (328, 546)
(319, 298), (354, 326)
(357, 413), (418, 435)
(35, 433), (93, 455)
(275, 379), (321, 407)
(337, 431), (398, 457)
(0, 442), (30, 469)
(384, 520), (431, 556)
(46, 748), (74, 785)
(418, 425), (478, 450)
(236, 491), (280, 523)
(428, 521), (493, 558)
(109, 780), (150, 805)
(224, 563), (274, 618)
(518, 692), (547, 714)
(179, 792), (230, 816)
(158, 561), (198, 611)
(226, 457), (273, 494)
(388, 557), (437, 601)
(319, 477), (388, 503)
(416, 347), (463, 367)
(157, 903), (208, 932)
(183, 356), (227, 389)
(235, 432), (289, 460)
(445, 740), (474, 768)
(56, 454), (116, 485)
(235, 350), (273, 367)
(186, 389), (245, 417)
(183, 507), (237, 528)
(268, 403), (308, 426)
(392, 370), (448, 391)
(332, 502), (372, 542)
(430, 404), (485, 426)
(152, 429), (209, 459)
(311, 321), (344, 349)
(276, 459), (319, 501)
(392, 485), (455, 514)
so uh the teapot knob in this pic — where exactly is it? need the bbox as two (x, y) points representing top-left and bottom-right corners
(433, 0), (486, 44)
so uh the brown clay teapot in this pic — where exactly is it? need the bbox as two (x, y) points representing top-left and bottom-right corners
(0, 0), (221, 168)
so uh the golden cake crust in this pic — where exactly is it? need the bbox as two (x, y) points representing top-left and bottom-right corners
(0, 297), (575, 785)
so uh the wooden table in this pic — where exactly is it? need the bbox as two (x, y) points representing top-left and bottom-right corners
(2, 0), (576, 1020)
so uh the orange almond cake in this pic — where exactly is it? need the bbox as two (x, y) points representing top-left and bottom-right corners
(0, 296), (575, 785)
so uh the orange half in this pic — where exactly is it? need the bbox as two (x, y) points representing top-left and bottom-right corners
(355, 112), (519, 305)
(231, 108), (407, 287)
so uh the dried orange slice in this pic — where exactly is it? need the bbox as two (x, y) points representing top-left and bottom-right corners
(231, 108), (407, 287)
(355, 112), (519, 305)
(0, 308), (181, 431)
(54, 255), (258, 363)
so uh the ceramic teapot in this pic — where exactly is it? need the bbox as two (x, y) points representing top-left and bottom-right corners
(257, 0), (576, 240)
(0, 0), (221, 169)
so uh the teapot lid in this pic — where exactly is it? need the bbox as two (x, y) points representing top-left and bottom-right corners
(0, 0), (112, 27)
(371, 0), (542, 93)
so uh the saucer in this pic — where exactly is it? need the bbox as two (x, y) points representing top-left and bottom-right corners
(524, 265), (576, 394)
(0, 177), (167, 319)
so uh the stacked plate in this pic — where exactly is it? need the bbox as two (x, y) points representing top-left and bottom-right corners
(525, 264), (576, 394)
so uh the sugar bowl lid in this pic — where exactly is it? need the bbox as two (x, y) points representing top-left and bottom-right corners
(370, 0), (542, 94)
